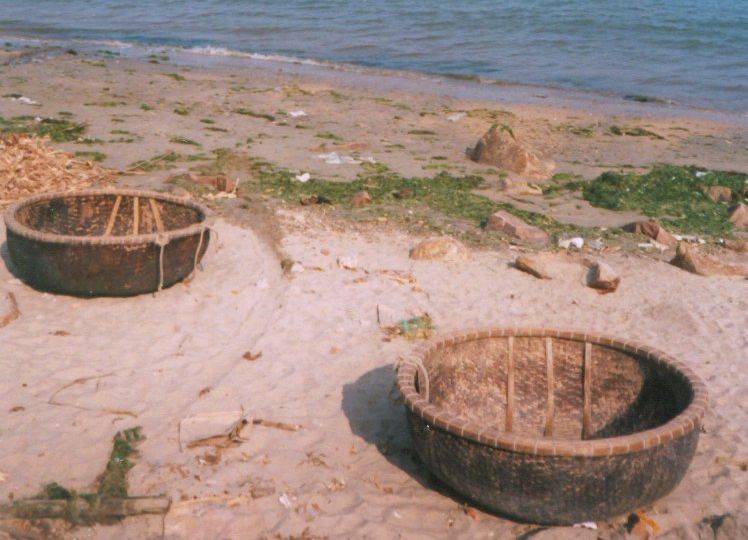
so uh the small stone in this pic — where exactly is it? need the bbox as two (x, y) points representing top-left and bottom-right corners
(498, 178), (543, 196)
(670, 242), (747, 277)
(352, 190), (372, 208)
(410, 236), (468, 261)
(587, 261), (620, 292)
(485, 211), (549, 244)
(729, 202), (748, 229)
(623, 220), (677, 247)
(724, 239), (748, 253)
(393, 188), (415, 199)
(169, 186), (192, 199)
(514, 255), (552, 279)
(704, 185), (733, 203)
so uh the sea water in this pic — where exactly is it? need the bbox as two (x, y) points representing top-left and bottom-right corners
(0, 0), (746, 112)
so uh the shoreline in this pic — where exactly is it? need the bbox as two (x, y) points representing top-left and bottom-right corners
(2, 33), (747, 125)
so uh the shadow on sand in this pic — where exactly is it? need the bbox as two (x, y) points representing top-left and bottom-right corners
(341, 364), (468, 503)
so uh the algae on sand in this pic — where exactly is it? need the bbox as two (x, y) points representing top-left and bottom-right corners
(582, 165), (746, 235)
(0, 115), (86, 142)
(0, 427), (169, 525)
(179, 151), (576, 242)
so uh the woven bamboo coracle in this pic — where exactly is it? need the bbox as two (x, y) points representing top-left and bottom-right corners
(4, 189), (210, 296)
(397, 328), (707, 525)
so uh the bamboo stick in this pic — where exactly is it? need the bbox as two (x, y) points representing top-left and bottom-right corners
(132, 196), (139, 235)
(505, 336), (514, 432)
(149, 198), (165, 233)
(583, 342), (593, 439)
(544, 337), (555, 438)
(103, 195), (122, 236)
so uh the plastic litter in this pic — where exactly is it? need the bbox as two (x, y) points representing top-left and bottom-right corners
(278, 493), (293, 509)
(316, 152), (375, 165)
(288, 110), (307, 117)
(573, 522), (598, 530)
(559, 237), (584, 249)
(588, 238), (604, 250)
(337, 256), (359, 270)
(295, 172), (311, 183)
(447, 112), (467, 122)
(12, 96), (39, 105)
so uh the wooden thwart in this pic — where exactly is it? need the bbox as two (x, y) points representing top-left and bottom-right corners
(149, 198), (165, 233)
(103, 195), (122, 236)
(544, 337), (554, 438)
(132, 196), (140, 235)
(582, 342), (593, 439)
(505, 336), (515, 432)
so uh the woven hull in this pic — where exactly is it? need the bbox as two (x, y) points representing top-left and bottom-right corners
(407, 412), (699, 524)
(396, 328), (707, 525)
(4, 190), (210, 296)
(6, 228), (209, 296)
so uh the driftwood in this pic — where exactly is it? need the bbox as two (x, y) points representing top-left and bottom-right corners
(0, 292), (19, 328)
(0, 496), (170, 523)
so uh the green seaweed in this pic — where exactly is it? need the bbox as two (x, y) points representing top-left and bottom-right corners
(408, 129), (436, 136)
(128, 151), (209, 171)
(83, 101), (126, 107)
(234, 108), (275, 121)
(97, 427), (142, 498)
(0, 115), (86, 142)
(555, 123), (595, 138)
(6, 428), (147, 525)
(163, 72), (186, 82)
(75, 151), (106, 162)
(582, 165), (746, 234)
(543, 173), (586, 197)
(140, 104), (154, 111)
(315, 131), (343, 141)
(173, 105), (190, 116)
(609, 125), (664, 140)
(40, 483), (73, 500)
(170, 136), (200, 146)
(184, 152), (573, 239)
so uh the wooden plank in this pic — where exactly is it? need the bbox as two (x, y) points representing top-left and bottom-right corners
(132, 196), (139, 235)
(583, 342), (593, 439)
(103, 194), (122, 236)
(505, 336), (514, 432)
(149, 198), (165, 233)
(544, 337), (555, 438)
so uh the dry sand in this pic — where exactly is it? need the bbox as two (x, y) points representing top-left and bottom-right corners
(0, 50), (747, 539)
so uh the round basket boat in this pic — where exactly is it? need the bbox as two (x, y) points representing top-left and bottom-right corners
(4, 189), (210, 296)
(396, 328), (707, 525)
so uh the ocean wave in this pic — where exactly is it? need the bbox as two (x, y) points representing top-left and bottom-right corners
(182, 45), (338, 69)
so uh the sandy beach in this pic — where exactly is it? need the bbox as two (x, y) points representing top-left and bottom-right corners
(0, 48), (747, 539)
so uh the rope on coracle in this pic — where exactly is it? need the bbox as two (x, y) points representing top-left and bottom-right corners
(155, 225), (208, 292)
(155, 234), (169, 292)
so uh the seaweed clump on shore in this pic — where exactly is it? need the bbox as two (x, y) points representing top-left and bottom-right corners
(0, 115), (86, 142)
(0, 427), (170, 525)
(583, 165), (747, 234)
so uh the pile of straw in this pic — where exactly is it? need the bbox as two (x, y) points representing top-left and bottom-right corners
(0, 134), (114, 206)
